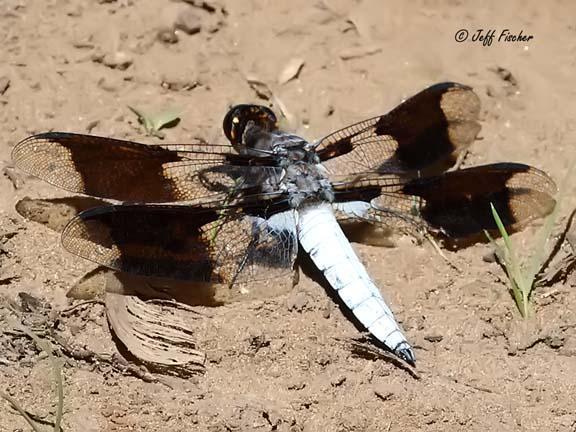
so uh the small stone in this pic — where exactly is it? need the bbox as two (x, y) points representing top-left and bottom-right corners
(545, 335), (564, 349)
(85, 120), (100, 133)
(160, 76), (200, 92)
(277, 57), (305, 85)
(482, 250), (497, 263)
(373, 388), (394, 401)
(331, 375), (346, 387)
(157, 27), (179, 44)
(97, 76), (119, 92)
(101, 51), (133, 70)
(424, 334), (443, 343)
(175, 9), (202, 35)
(486, 85), (496, 97)
(287, 381), (306, 391)
(321, 300), (332, 319)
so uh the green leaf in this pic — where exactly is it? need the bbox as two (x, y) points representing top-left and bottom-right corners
(128, 105), (181, 138)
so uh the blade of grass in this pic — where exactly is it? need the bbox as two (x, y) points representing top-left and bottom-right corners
(488, 204), (530, 317)
(128, 106), (153, 134)
(485, 151), (575, 318)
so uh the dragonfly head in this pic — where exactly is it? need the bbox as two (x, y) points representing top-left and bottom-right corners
(223, 104), (278, 152)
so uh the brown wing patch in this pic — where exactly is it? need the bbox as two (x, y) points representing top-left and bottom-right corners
(399, 163), (556, 237)
(317, 82), (481, 177)
(332, 163), (557, 238)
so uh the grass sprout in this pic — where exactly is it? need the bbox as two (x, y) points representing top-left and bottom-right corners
(486, 204), (533, 317)
(486, 161), (574, 317)
(128, 106), (181, 138)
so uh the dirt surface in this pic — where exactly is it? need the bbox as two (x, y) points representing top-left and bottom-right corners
(2, 1), (576, 431)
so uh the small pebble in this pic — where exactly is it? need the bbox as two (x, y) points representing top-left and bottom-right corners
(424, 334), (443, 343)
(287, 381), (306, 391)
(331, 375), (346, 387)
(175, 9), (202, 35)
(373, 388), (394, 401)
(321, 300), (332, 319)
(102, 51), (133, 70)
(482, 251), (497, 263)
(157, 27), (179, 44)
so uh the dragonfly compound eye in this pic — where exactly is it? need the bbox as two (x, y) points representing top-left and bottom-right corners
(223, 104), (277, 145)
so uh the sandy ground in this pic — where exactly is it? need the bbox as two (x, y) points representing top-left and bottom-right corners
(1, 1), (576, 431)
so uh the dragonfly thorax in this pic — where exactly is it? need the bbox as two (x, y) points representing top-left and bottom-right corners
(282, 161), (334, 208)
(270, 134), (333, 208)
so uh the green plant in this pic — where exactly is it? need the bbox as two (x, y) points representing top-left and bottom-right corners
(486, 165), (570, 317)
(128, 106), (181, 138)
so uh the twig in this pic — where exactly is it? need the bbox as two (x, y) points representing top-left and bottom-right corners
(0, 391), (43, 432)
(425, 233), (461, 273)
(60, 299), (104, 317)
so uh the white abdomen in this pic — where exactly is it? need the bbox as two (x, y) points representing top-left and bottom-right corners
(297, 203), (414, 363)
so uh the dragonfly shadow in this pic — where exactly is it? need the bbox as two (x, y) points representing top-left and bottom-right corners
(16, 196), (108, 232)
(68, 266), (241, 307)
(347, 338), (420, 379)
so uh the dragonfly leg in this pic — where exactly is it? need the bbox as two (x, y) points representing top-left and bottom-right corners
(291, 265), (300, 288)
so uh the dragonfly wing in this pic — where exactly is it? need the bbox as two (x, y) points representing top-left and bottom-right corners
(332, 163), (557, 238)
(316, 82), (481, 177)
(61, 204), (298, 285)
(12, 132), (284, 205)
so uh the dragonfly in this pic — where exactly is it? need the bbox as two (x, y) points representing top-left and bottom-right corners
(12, 82), (557, 366)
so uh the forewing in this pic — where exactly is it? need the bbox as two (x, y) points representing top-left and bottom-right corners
(317, 82), (481, 177)
(12, 132), (283, 204)
(61, 205), (298, 284)
(333, 163), (557, 238)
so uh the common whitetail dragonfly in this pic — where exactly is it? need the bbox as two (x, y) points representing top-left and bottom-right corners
(12, 82), (556, 365)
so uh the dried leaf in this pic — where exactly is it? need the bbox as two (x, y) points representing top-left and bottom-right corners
(246, 75), (273, 100)
(106, 290), (205, 375)
(151, 109), (181, 131)
(272, 95), (296, 130)
(277, 57), (305, 84)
